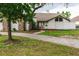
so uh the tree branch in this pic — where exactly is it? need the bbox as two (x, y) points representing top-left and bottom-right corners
(32, 3), (46, 14)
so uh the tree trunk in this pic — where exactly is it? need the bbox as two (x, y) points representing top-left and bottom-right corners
(23, 21), (26, 31)
(29, 22), (32, 30)
(7, 19), (12, 40)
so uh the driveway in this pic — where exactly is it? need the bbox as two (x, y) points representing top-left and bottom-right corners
(0, 32), (79, 48)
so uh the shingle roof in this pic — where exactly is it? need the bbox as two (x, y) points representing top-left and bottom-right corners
(35, 13), (70, 22)
(35, 13), (59, 21)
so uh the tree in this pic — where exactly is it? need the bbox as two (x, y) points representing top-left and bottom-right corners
(61, 11), (71, 19)
(0, 3), (45, 41)
(57, 11), (71, 19)
(0, 3), (23, 41)
(22, 3), (46, 30)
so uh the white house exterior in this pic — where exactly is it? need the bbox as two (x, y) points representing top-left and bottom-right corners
(0, 22), (19, 31)
(35, 3), (79, 29)
(43, 19), (75, 29)
(71, 16), (79, 29)
(0, 21), (30, 31)
(0, 22), (3, 31)
(35, 13), (76, 29)
(0, 13), (76, 31)
(11, 22), (19, 30)
(0, 3), (78, 31)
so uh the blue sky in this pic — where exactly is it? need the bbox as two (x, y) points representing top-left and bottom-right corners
(35, 3), (79, 19)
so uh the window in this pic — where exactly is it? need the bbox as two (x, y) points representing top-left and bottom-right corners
(55, 17), (58, 22)
(55, 17), (63, 22)
(59, 17), (63, 22)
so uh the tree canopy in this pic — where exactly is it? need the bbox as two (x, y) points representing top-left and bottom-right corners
(22, 3), (46, 30)
(0, 3), (24, 40)
(0, 3), (45, 41)
(57, 11), (71, 19)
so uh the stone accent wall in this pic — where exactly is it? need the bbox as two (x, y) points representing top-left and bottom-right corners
(1, 18), (30, 32)
(18, 18), (24, 31)
(3, 17), (8, 32)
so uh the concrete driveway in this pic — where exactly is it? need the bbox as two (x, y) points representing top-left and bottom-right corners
(0, 32), (79, 48)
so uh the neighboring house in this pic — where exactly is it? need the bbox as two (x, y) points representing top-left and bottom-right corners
(35, 13), (76, 29)
(72, 16), (79, 29)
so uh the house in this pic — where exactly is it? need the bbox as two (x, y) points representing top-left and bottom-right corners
(0, 13), (76, 31)
(35, 13), (76, 29)
(0, 17), (30, 31)
(72, 16), (79, 29)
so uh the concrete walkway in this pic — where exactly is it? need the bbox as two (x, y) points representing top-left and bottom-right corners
(32, 30), (45, 34)
(0, 32), (79, 48)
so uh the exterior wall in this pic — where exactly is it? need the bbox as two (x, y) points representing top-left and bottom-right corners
(0, 18), (76, 31)
(39, 19), (76, 29)
(26, 21), (30, 31)
(0, 22), (3, 31)
(11, 22), (19, 31)
(2, 17), (19, 31)
(0, 21), (29, 31)
(12, 21), (30, 31)
(0, 18), (30, 31)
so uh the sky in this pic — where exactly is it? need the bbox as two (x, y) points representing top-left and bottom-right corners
(35, 3), (79, 19)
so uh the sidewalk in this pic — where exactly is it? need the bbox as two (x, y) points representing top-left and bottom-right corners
(32, 30), (45, 34)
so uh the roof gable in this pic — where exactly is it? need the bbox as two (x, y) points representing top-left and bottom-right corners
(35, 13), (70, 22)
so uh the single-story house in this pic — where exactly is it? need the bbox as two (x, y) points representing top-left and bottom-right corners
(0, 13), (77, 31)
(35, 13), (76, 29)
(0, 17), (30, 31)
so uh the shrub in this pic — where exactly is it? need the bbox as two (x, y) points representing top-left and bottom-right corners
(12, 28), (17, 32)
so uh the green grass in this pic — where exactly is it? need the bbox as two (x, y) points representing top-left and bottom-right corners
(40, 30), (79, 37)
(0, 35), (79, 55)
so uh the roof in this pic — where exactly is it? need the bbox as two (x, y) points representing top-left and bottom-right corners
(35, 13), (58, 21)
(72, 16), (79, 22)
(35, 13), (70, 22)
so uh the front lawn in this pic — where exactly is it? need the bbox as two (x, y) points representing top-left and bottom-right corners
(39, 30), (79, 37)
(0, 35), (79, 55)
